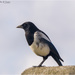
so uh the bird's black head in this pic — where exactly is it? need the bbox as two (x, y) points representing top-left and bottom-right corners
(17, 22), (38, 33)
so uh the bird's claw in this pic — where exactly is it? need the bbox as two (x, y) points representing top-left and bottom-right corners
(33, 65), (45, 67)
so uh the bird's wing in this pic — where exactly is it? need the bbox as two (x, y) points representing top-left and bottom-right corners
(35, 30), (63, 61)
(36, 30), (59, 56)
(40, 38), (64, 62)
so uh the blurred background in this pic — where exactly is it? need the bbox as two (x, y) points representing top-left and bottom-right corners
(0, 0), (75, 74)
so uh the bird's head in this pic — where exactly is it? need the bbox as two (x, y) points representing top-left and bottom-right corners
(17, 22), (38, 32)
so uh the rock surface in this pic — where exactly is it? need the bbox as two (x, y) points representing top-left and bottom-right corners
(21, 66), (75, 75)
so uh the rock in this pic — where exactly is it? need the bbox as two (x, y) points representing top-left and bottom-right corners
(21, 66), (75, 75)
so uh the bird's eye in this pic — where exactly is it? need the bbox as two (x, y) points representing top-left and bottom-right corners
(22, 23), (28, 29)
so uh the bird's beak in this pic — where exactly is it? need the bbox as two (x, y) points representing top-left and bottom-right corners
(16, 25), (23, 28)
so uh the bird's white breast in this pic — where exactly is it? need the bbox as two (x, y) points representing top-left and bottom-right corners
(29, 31), (50, 56)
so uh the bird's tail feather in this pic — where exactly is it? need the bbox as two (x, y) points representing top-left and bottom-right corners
(60, 57), (64, 62)
(51, 54), (63, 66)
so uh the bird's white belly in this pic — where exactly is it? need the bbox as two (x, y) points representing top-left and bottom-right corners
(30, 42), (50, 56)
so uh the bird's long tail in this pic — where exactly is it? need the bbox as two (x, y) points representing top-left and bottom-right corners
(51, 54), (63, 66)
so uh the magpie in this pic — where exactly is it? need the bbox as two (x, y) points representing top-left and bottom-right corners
(17, 21), (64, 67)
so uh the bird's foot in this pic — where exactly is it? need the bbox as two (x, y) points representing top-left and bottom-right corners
(33, 65), (45, 67)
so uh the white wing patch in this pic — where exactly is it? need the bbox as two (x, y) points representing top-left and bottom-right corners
(34, 31), (51, 42)
(30, 31), (50, 56)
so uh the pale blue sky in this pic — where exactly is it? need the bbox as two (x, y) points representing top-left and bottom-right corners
(0, 0), (75, 74)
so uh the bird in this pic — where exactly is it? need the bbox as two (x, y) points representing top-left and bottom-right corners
(17, 21), (64, 67)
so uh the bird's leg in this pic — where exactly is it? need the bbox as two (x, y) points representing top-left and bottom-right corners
(33, 56), (48, 67)
(38, 57), (48, 67)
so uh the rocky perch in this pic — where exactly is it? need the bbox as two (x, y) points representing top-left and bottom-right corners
(21, 66), (75, 75)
